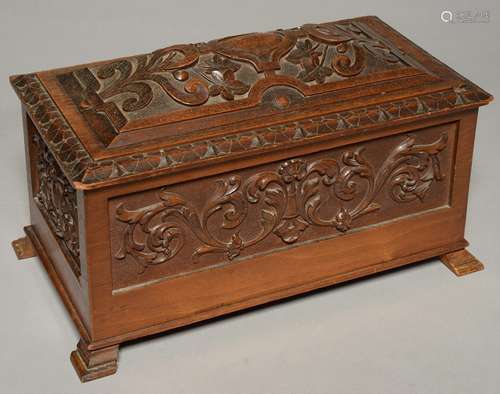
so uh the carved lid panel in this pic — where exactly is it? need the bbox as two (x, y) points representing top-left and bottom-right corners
(56, 21), (416, 133)
(10, 16), (492, 188)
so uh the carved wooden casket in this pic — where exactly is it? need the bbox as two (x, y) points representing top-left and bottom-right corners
(10, 16), (492, 382)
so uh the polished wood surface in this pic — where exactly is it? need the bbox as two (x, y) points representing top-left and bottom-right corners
(10, 16), (492, 382)
(9, 16), (492, 189)
(11, 236), (36, 260)
(440, 249), (485, 276)
(70, 339), (119, 383)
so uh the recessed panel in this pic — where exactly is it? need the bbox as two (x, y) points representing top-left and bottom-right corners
(109, 122), (457, 291)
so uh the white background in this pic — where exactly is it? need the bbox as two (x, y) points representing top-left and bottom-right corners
(0, 1), (499, 392)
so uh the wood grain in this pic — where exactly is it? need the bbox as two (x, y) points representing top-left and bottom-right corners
(440, 249), (484, 276)
(9, 16), (492, 382)
(11, 236), (36, 260)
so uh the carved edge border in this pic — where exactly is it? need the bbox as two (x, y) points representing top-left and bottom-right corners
(80, 84), (490, 184)
(10, 74), (93, 182)
(10, 73), (490, 187)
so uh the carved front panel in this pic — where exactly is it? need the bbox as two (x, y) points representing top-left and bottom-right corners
(109, 123), (457, 290)
(32, 132), (81, 277)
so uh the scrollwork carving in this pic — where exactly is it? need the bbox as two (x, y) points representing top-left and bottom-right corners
(33, 134), (81, 277)
(195, 54), (250, 100)
(285, 39), (335, 83)
(11, 17), (491, 188)
(68, 20), (410, 129)
(89, 45), (204, 108)
(115, 133), (448, 272)
(290, 22), (402, 80)
(79, 45), (208, 129)
(78, 48), (253, 128)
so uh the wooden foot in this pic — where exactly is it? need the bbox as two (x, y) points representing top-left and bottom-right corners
(11, 235), (36, 260)
(70, 339), (119, 383)
(440, 249), (484, 277)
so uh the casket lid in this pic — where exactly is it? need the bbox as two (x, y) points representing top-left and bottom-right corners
(10, 16), (492, 189)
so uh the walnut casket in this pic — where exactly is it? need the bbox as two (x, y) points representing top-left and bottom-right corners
(10, 16), (492, 382)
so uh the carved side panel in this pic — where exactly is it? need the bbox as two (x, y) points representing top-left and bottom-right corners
(109, 123), (457, 290)
(32, 132), (81, 277)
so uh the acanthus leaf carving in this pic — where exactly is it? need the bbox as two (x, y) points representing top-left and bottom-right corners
(33, 133), (81, 277)
(115, 132), (448, 273)
(80, 44), (209, 113)
(196, 54), (251, 100)
(70, 21), (410, 129)
(288, 22), (403, 81)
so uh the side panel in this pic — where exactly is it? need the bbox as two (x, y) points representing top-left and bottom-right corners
(23, 110), (91, 335)
(85, 109), (478, 344)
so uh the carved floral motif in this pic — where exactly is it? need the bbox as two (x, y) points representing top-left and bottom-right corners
(285, 39), (334, 83)
(80, 45), (206, 114)
(287, 22), (401, 81)
(70, 21), (409, 129)
(80, 47), (253, 118)
(114, 133), (448, 272)
(33, 134), (81, 276)
(196, 54), (250, 100)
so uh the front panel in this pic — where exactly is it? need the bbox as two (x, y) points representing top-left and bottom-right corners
(109, 123), (455, 291)
(84, 110), (477, 342)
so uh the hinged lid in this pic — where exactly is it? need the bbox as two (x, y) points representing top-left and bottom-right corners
(10, 16), (492, 189)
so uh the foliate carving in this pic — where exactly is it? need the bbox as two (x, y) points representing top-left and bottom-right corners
(285, 39), (335, 83)
(33, 134), (81, 276)
(114, 133), (448, 272)
(79, 45), (207, 129)
(11, 74), (92, 181)
(82, 85), (482, 184)
(11, 74), (488, 186)
(79, 47), (253, 128)
(67, 21), (410, 129)
(204, 31), (297, 72)
(199, 55), (251, 100)
(287, 22), (401, 81)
